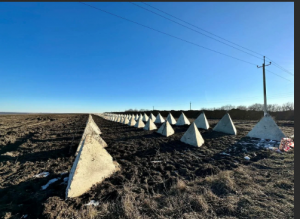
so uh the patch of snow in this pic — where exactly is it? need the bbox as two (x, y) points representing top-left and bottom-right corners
(220, 152), (230, 156)
(60, 171), (68, 175)
(41, 178), (59, 190)
(85, 200), (99, 206)
(60, 177), (69, 185)
(244, 156), (250, 160)
(34, 172), (50, 178)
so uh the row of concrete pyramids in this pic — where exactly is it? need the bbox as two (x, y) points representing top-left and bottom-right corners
(108, 112), (210, 128)
(105, 111), (286, 145)
(106, 112), (238, 147)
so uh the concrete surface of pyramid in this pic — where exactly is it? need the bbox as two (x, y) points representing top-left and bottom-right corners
(134, 117), (145, 128)
(154, 113), (165, 123)
(123, 117), (129, 125)
(176, 112), (191, 126)
(150, 113), (156, 122)
(128, 117), (136, 126)
(166, 113), (177, 125)
(116, 117), (121, 123)
(135, 114), (139, 120)
(143, 113), (149, 122)
(194, 112), (210, 129)
(120, 117), (125, 123)
(157, 120), (175, 137)
(180, 122), (205, 147)
(247, 114), (286, 141)
(66, 135), (120, 198)
(138, 114), (143, 121)
(213, 113), (237, 135)
(87, 119), (101, 135)
(143, 118), (157, 130)
(75, 123), (107, 156)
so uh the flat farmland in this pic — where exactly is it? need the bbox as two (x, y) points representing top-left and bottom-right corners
(0, 114), (294, 219)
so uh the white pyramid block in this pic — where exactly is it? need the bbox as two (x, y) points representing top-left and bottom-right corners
(116, 117), (121, 122)
(143, 113), (149, 122)
(134, 117), (145, 128)
(180, 122), (205, 147)
(66, 135), (119, 198)
(123, 117), (129, 125)
(213, 113), (237, 135)
(120, 117), (125, 123)
(195, 112), (210, 129)
(150, 113), (156, 122)
(128, 117), (136, 126)
(87, 119), (101, 135)
(144, 118), (157, 130)
(157, 120), (175, 137)
(135, 114), (139, 121)
(166, 113), (177, 125)
(154, 113), (165, 123)
(75, 123), (107, 156)
(176, 112), (191, 126)
(247, 115), (286, 141)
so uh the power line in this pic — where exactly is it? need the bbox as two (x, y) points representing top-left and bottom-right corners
(141, 2), (294, 77)
(266, 69), (293, 82)
(265, 57), (294, 76)
(141, 2), (265, 57)
(79, 2), (292, 82)
(79, 2), (257, 66)
(130, 2), (263, 60)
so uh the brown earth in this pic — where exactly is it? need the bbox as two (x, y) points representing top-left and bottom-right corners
(0, 114), (294, 219)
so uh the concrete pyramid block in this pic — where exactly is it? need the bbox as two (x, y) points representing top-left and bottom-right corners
(176, 112), (191, 126)
(213, 113), (237, 135)
(195, 112), (210, 130)
(75, 124), (107, 156)
(143, 113), (149, 122)
(247, 115), (285, 141)
(154, 113), (165, 123)
(87, 119), (101, 135)
(144, 118), (157, 130)
(180, 122), (205, 147)
(128, 117), (136, 126)
(157, 120), (175, 137)
(135, 114), (139, 121)
(150, 113), (156, 122)
(134, 117), (145, 128)
(123, 117), (129, 125)
(66, 135), (119, 198)
(116, 117), (121, 123)
(166, 113), (177, 125)
(120, 117), (125, 123)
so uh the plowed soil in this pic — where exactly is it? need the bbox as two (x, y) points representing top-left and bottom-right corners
(0, 114), (294, 219)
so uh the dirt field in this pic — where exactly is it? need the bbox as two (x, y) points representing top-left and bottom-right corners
(0, 114), (294, 219)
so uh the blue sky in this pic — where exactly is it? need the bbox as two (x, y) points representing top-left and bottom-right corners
(0, 2), (294, 113)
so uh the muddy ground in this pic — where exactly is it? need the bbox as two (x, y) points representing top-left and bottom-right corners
(0, 114), (294, 218)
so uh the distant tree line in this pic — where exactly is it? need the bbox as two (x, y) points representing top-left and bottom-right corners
(200, 102), (294, 112)
(124, 102), (294, 112)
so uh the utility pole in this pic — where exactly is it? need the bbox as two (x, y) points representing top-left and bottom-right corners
(257, 56), (271, 116)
